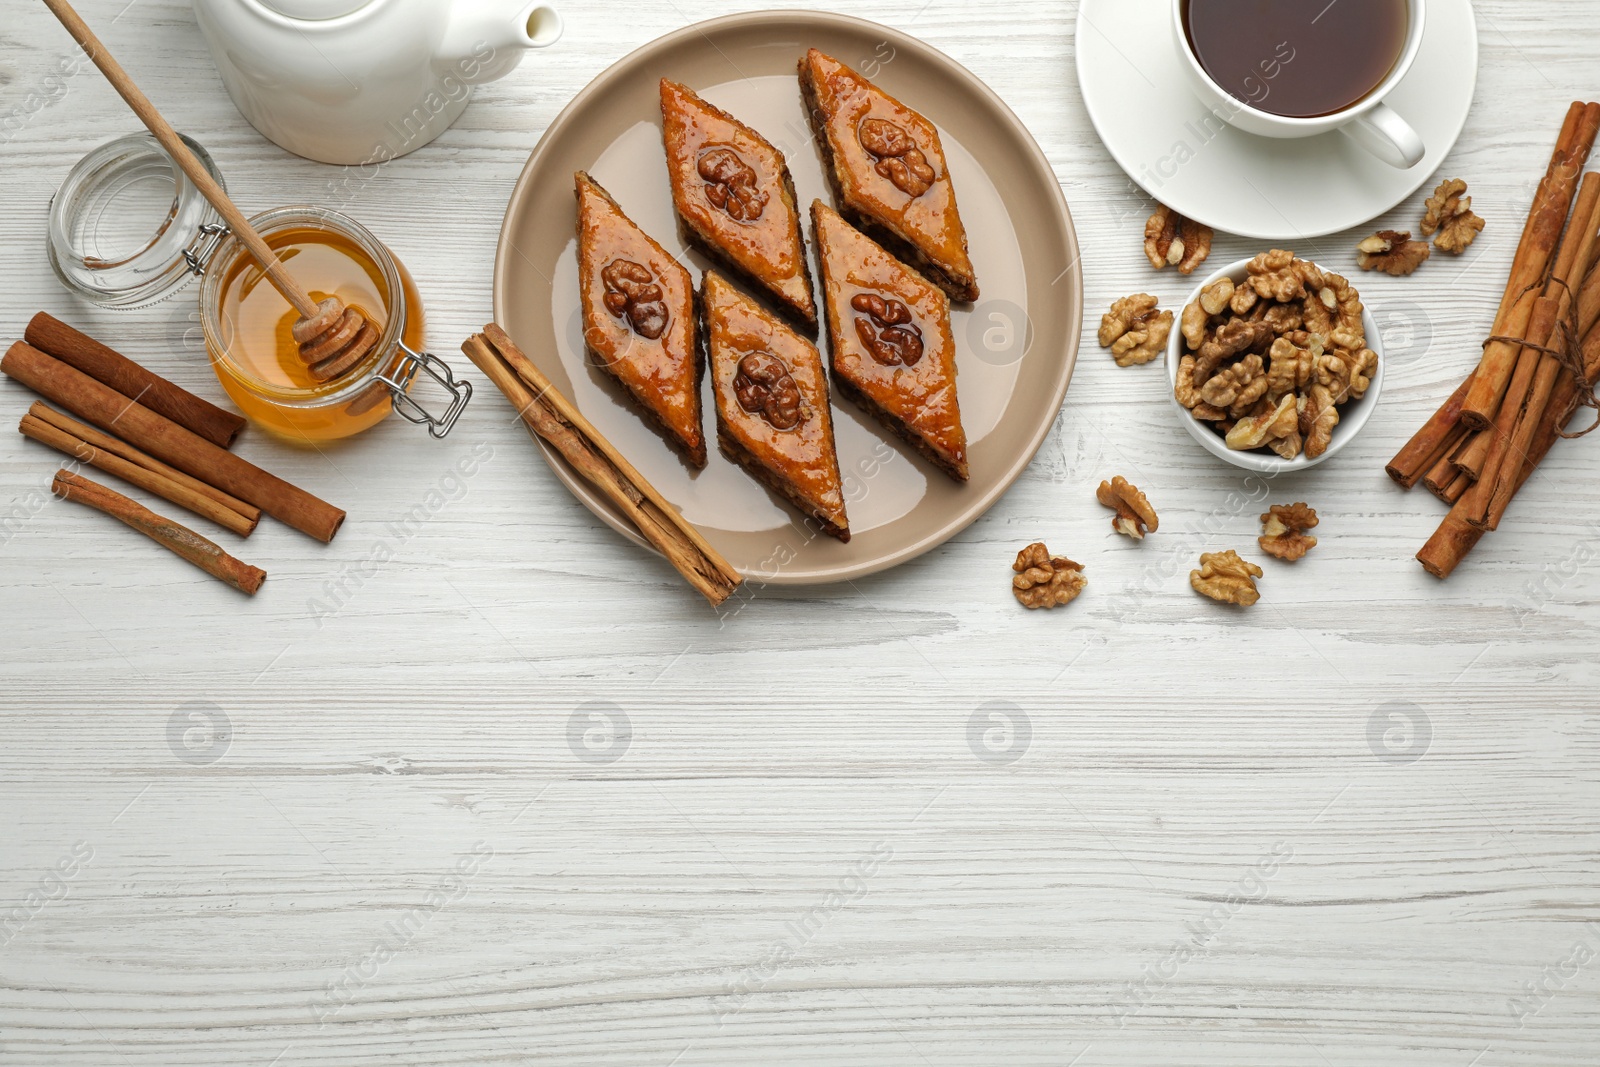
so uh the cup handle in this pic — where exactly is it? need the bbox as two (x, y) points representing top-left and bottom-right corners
(1341, 102), (1425, 169)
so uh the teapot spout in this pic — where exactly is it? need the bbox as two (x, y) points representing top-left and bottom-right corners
(441, 0), (563, 86)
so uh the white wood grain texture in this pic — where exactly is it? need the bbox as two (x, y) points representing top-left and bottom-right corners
(2, 1), (1600, 1064)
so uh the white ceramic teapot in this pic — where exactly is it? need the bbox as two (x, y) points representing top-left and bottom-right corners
(191, 0), (560, 166)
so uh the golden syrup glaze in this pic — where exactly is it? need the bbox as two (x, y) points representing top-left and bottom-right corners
(800, 49), (976, 297)
(701, 271), (847, 533)
(659, 79), (815, 322)
(575, 171), (704, 465)
(812, 201), (967, 477)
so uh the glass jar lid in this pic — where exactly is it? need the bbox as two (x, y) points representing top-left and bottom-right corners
(48, 131), (227, 309)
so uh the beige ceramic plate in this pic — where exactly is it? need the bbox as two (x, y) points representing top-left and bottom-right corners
(493, 11), (1080, 584)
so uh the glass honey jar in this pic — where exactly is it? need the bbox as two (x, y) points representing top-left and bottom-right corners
(48, 132), (470, 441)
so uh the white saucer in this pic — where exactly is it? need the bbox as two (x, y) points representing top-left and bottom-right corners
(1075, 0), (1478, 240)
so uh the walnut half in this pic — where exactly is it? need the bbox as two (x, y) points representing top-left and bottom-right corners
(1356, 230), (1430, 276)
(1190, 549), (1263, 606)
(1098, 293), (1172, 367)
(1259, 503), (1319, 561)
(1144, 204), (1213, 274)
(1012, 543), (1087, 609)
(1421, 178), (1484, 255)
(1095, 476), (1158, 540)
(1225, 393), (1297, 451)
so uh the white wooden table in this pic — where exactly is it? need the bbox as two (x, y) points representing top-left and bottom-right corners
(3, 2), (1599, 1064)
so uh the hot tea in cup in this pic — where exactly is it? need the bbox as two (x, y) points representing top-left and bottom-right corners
(1169, 0), (1427, 168)
(1182, 0), (1409, 117)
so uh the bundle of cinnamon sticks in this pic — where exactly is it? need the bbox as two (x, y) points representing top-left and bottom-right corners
(1387, 102), (1600, 578)
(462, 324), (742, 606)
(5, 314), (347, 594)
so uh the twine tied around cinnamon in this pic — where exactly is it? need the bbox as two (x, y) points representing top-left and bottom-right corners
(1482, 276), (1600, 438)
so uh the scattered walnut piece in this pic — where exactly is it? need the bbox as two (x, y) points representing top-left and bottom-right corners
(1095, 476), (1158, 540)
(1144, 204), (1213, 274)
(1098, 293), (1173, 366)
(1259, 503), (1319, 561)
(1190, 549), (1263, 606)
(1357, 230), (1431, 276)
(1012, 543), (1087, 609)
(1421, 178), (1484, 254)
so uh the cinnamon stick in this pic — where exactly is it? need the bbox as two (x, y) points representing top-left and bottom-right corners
(1421, 433), (1465, 495)
(1438, 471), (1471, 505)
(1461, 102), (1600, 429)
(1453, 426), (1491, 481)
(461, 325), (742, 606)
(1418, 309), (1600, 577)
(1386, 375), (1471, 486)
(51, 469), (265, 595)
(1417, 513), (1482, 578)
(1579, 265), (1600, 340)
(1482, 177), (1600, 528)
(27, 403), (259, 521)
(21, 414), (258, 537)
(1459, 296), (1559, 528)
(25, 312), (245, 448)
(2, 341), (343, 541)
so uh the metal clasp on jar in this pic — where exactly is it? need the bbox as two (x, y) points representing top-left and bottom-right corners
(377, 341), (473, 438)
(183, 222), (231, 276)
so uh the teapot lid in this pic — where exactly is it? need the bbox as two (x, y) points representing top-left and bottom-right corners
(254, 0), (372, 19)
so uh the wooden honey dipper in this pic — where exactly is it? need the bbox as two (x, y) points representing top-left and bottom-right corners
(42, 0), (380, 382)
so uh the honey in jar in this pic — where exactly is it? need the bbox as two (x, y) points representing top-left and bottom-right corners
(202, 208), (426, 441)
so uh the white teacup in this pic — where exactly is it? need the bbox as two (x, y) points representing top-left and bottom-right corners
(1170, 0), (1427, 169)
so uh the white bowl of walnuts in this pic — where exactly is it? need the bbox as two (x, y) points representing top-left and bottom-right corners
(1165, 251), (1384, 474)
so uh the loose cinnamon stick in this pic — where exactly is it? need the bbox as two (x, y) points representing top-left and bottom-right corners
(51, 470), (265, 595)
(27, 403), (259, 521)
(25, 312), (245, 448)
(1387, 376), (1471, 486)
(1461, 102), (1600, 429)
(461, 325), (742, 606)
(2, 341), (343, 541)
(21, 414), (258, 537)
